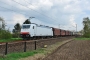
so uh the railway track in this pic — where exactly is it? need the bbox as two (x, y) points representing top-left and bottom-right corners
(0, 37), (73, 45)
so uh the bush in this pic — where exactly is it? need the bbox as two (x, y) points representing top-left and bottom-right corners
(0, 29), (12, 39)
(12, 33), (20, 38)
(83, 33), (90, 38)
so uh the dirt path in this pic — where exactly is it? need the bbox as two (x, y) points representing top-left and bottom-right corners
(42, 40), (90, 60)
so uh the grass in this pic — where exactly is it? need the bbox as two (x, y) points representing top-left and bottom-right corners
(74, 37), (90, 40)
(0, 38), (22, 42)
(0, 49), (45, 60)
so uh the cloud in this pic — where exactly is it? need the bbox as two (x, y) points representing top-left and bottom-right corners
(1, 0), (90, 31)
(12, 14), (26, 25)
(69, 15), (76, 27)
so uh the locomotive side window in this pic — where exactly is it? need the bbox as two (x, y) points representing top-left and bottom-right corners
(33, 26), (34, 29)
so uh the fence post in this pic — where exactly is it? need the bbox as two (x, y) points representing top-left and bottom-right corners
(24, 41), (26, 52)
(5, 42), (8, 55)
(35, 41), (36, 50)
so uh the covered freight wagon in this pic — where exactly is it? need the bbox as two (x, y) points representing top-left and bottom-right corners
(60, 29), (66, 36)
(66, 30), (69, 36)
(52, 28), (60, 37)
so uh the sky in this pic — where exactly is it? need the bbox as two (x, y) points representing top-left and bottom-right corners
(0, 0), (90, 32)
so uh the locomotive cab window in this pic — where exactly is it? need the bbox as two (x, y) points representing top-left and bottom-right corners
(22, 25), (30, 29)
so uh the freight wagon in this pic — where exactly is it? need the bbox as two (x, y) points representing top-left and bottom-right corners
(52, 28), (60, 37)
(60, 29), (66, 36)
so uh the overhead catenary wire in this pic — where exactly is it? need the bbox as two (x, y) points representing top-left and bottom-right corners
(11, 0), (54, 20)
(0, 1), (30, 17)
(0, 0), (57, 25)
(23, 0), (51, 15)
(20, 0), (67, 29)
(0, 5), (53, 27)
(0, 0), (66, 28)
(11, 0), (62, 24)
(23, 0), (66, 24)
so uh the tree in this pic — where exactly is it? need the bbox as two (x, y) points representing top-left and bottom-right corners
(83, 17), (90, 37)
(0, 17), (12, 39)
(12, 29), (15, 33)
(78, 30), (83, 35)
(14, 23), (21, 33)
(0, 17), (5, 29)
(23, 19), (31, 24)
(12, 23), (21, 38)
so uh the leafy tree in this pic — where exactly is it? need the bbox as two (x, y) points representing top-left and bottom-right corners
(83, 17), (90, 37)
(14, 23), (21, 33)
(23, 19), (31, 24)
(12, 29), (15, 33)
(12, 23), (21, 38)
(79, 30), (83, 35)
(0, 17), (12, 39)
(0, 17), (5, 29)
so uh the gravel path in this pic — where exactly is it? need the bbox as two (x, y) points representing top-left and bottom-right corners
(42, 40), (90, 60)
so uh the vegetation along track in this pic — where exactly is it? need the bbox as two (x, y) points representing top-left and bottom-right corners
(0, 37), (73, 44)
(42, 40), (90, 60)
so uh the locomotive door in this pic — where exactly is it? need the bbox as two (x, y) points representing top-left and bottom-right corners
(32, 26), (36, 36)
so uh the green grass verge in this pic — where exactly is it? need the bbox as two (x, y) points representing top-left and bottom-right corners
(74, 37), (90, 40)
(0, 38), (22, 42)
(0, 49), (45, 60)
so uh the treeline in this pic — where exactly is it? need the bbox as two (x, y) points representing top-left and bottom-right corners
(1, 16), (90, 39)
(0, 17), (31, 40)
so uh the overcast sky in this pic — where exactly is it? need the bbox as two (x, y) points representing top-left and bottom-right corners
(0, 0), (90, 32)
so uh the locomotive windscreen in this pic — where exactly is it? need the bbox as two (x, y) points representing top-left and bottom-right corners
(21, 25), (30, 29)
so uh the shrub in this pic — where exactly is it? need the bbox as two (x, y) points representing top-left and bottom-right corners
(12, 33), (20, 38)
(83, 31), (90, 38)
(0, 29), (12, 39)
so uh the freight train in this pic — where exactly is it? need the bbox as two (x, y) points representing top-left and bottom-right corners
(20, 23), (73, 40)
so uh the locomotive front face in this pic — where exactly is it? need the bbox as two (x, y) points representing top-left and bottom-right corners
(20, 24), (30, 38)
